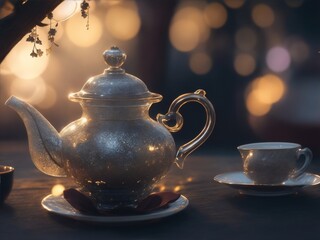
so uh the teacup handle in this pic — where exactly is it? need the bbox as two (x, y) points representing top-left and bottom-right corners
(157, 89), (215, 169)
(292, 148), (313, 178)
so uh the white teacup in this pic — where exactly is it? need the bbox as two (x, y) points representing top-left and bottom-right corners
(237, 142), (312, 184)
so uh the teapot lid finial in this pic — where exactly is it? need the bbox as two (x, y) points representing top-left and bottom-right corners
(103, 46), (127, 70)
(69, 46), (163, 103)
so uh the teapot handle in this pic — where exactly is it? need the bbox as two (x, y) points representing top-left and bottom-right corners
(157, 89), (215, 169)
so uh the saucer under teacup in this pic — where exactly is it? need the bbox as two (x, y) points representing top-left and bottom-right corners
(41, 194), (189, 223)
(214, 171), (320, 196)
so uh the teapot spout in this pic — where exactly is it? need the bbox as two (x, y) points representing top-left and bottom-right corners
(5, 96), (66, 177)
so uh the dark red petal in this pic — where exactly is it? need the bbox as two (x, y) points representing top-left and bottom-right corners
(63, 189), (98, 214)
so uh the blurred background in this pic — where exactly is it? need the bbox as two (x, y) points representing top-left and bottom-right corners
(1, 0), (320, 155)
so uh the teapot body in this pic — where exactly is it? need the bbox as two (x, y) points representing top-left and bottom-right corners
(5, 47), (216, 211)
(60, 104), (175, 209)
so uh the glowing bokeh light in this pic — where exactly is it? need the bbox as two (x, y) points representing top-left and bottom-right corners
(187, 177), (193, 182)
(174, 186), (181, 192)
(105, 4), (141, 40)
(235, 27), (257, 51)
(266, 46), (291, 72)
(189, 52), (212, 75)
(157, 184), (166, 192)
(252, 4), (275, 28)
(169, 5), (209, 52)
(66, 13), (102, 47)
(204, 2), (228, 29)
(246, 91), (271, 117)
(170, 18), (200, 52)
(224, 0), (245, 9)
(2, 30), (49, 80)
(51, 184), (65, 196)
(245, 74), (286, 117)
(234, 53), (256, 76)
(10, 77), (47, 105)
(174, 6), (210, 43)
(249, 75), (284, 106)
(52, 0), (78, 22)
(38, 86), (57, 109)
(251, 74), (286, 104)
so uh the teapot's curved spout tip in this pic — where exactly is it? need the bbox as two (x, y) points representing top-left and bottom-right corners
(5, 95), (19, 108)
(175, 157), (185, 169)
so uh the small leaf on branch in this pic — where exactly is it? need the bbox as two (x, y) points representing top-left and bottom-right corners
(36, 38), (42, 45)
(37, 49), (44, 57)
(30, 51), (38, 58)
(81, 1), (89, 9)
(80, 0), (90, 29)
(26, 36), (34, 42)
(47, 12), (53, 20)
(48, 28), (57, 36)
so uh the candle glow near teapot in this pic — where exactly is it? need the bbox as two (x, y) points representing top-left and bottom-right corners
(5, 46), (215, 210)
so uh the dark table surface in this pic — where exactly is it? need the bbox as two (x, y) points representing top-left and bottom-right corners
(1, 141), (320, 240)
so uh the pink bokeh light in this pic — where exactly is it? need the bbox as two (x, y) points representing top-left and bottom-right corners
(266, 46), (291, 72)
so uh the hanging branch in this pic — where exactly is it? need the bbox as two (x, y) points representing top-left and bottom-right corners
(81, 0), (90, 30)
(46, 12), (59, 56)
(0, 0), (63, 64)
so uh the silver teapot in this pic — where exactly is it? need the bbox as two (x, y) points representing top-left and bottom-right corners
(6, 46), (215, 210)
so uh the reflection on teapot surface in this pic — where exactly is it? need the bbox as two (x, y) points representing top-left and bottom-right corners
(5, 46), (215, 210)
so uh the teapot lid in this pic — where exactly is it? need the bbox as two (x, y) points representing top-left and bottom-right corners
(69, 46), (162, 103)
